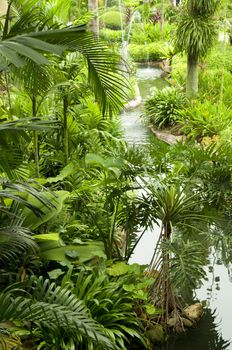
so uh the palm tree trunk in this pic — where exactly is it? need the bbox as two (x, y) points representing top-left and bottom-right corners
(32, 96), (39, 177)
(186, 54), (198, 99)
(88, 0), (99, 37)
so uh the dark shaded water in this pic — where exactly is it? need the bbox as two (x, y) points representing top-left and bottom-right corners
(123, 65), (232, 350)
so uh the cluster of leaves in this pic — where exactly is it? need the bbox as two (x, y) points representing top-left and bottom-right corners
(144, 87), (187, 129)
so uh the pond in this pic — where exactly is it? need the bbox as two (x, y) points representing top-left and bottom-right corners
(122, 65), (232, 350)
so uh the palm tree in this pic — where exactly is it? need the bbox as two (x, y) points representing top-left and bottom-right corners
(1, 0), (128, 115)
(1, 0), (129, 175)
(175, 0), (220, 99)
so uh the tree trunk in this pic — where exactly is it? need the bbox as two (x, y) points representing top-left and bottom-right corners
(88, 0), (99, 37)
(186, 54), (198, 99)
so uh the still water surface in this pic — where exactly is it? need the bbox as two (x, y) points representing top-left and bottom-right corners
(123, 65), (232, 350)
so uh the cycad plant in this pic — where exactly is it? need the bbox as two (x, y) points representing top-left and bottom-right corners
(175, 0), (220, 98)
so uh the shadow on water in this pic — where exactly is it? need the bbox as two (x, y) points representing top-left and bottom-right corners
(157, 309), (231, 350)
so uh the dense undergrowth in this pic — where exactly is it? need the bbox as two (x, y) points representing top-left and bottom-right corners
(1, 0), (232, 349)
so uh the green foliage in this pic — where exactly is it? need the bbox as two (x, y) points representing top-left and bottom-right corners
(128, 42), (164, 62)
(187, 0), (221, 16)
(175, 0), (220, 59)
(70, 265), (153, 348)
(129, 22), (172, 44)
(144, 87), (187, 129)
(100, 11), (123, 30)
(0, 277), (117, 349)
(99, 28), (123, 43)
(179, 101), (232, 139)
(175, 13), (218, 59)
(162, 239), (207, 291)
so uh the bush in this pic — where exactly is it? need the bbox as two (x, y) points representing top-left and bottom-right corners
(128, 42), (164, 62)
(100, 10), (124, 30)
(144, 87), (187, 129)
(99, 28), (123, 43)
(129, 22), (172, 44)
(179, 101), (232, 140)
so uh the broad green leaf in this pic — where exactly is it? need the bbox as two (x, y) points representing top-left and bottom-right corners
(22, 190), (69, 229)
(40, 241), (106, 263)
(107, 262), (130, 276)
(48, 269), (65, 279)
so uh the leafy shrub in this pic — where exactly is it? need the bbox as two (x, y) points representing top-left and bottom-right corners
(128, 42), (164, 62)
(144, 87), (187, 129)
(206, 43), (232, 72)
(179, 101), (232, 140)
(199, 69), (232, 106)
(99, 28), (123, 42)
(100, 10), (123, 30)
(129, 22), (172, 44)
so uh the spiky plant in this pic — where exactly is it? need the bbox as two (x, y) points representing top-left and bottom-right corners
(0, 277), (118, 349)
(142, 182), (208, 331)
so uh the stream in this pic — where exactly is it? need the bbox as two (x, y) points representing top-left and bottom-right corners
(122, 65), (232, 350)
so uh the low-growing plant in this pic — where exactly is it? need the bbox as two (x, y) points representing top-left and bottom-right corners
(99, 28), (123, 43)
(144, 87), (187, 129)
(100, 10), (124, 30)
(179, 101), (232, 140)
(128, 42), (164, 62)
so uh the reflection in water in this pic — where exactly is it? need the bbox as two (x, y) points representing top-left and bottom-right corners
(122, 65), (232, 350)
(157, 309), (231, 350)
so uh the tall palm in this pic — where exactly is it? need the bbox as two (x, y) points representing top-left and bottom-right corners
(175, 0), (220, 99)
(0, 0), (128, 116)
(1, 0), (129, 174)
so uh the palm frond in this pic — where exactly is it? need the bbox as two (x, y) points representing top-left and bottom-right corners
(0, 277), (117, 349)
(0, 178), (55, 217)
(0, 226), (38, 265)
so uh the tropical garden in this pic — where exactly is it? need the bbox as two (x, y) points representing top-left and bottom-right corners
(1, 0), (232, 349)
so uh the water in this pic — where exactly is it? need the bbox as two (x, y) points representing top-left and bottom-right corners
(121, 65), (167, 144)
(122, 65), (232, 350)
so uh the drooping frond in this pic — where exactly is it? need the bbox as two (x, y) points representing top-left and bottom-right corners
(175, 13), (218, 59)
(161, 239), (207, 290)
(187, 0), (221, 16)
(0, 277), (117, 349)
(0, 226), (38, 265)
(0, 178), (55, 216)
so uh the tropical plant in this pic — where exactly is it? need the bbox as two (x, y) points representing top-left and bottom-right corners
(144, 86), (187, 129)
(100, 9), (125, 30)
(140, 182), (208, 331)
(0, 277), (118, 349)
(178, 101), (232, 140)
(66, 264), (153, 349)
(175, 0), (220, 98)
(0, 0), (129, 118)
(128, 42), (164, 62)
